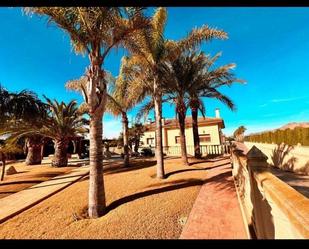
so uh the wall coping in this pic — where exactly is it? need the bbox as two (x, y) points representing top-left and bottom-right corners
(253, 169), (309, 238)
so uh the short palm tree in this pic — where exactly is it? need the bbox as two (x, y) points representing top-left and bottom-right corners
(1, 98), (88, 167)
(120, 7), (228, 178)
(42, 97), (89, 167)
(0, 85), (48, 165)
(25, 7), (151, 217)
(129, 123), (146, 153)
(233, 126), (247, 142)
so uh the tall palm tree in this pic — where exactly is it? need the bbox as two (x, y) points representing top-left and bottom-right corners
(105, 57), (146, 167)
(25, 7), (151, 217)
(0, 85), (48, 165)
(120, 7), (228, 177)
(138, 51), (243, 163)
(186, 52), (244, 158)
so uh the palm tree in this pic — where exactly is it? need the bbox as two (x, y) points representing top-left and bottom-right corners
(129, 123), (146, 153)
(120, 7), (228, 177)
(42, 97), (89, 167)
(1, 98), (88, 167)
(234, 126), (247, 142)
(186, 52), (244, 158)
(106, 57), (146, 167)
(0, 85), (10, 125)
(0, 85), (48, 165)
(138, 51), (243, 163)
(25, 7), (151, 217)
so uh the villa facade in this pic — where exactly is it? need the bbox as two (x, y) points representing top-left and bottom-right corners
(140, 109), (226, 155)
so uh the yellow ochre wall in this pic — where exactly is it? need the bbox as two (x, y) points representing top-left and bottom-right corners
(140, 124), (221, 148)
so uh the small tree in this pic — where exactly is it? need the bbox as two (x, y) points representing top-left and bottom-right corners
(129, 123), (145, 153)
(233, 126), (246, 142)
(0, 140), (23, 181)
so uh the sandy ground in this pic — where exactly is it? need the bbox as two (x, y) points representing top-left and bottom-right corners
(0, 157), (213, 239)
(0, 157), (86, 199)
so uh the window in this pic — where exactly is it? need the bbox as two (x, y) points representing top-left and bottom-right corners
(175, 136), (181, 144)
(199, 134), (211, 143)
(147, 138), (155, 145)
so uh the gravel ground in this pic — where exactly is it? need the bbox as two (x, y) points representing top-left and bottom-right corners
(0, 157), (211, 239)
(0, 159), (78, 199)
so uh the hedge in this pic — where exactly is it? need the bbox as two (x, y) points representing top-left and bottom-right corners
(244, 127), (309, 146)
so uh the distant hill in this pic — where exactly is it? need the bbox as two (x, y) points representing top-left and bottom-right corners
(277, 122), (309, 130)
(247, 122), (309, 136)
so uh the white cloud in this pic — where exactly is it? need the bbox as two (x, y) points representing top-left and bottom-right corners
(270, 96), (307, 103)
(258, 96), (308, 108)
(258, 103), (268, 108)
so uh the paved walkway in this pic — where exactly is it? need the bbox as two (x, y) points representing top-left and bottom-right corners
(0, 166), (90, 224)
(180, 156), (249, 239)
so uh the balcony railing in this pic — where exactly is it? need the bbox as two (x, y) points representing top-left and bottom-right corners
(163, 144), (231, 156)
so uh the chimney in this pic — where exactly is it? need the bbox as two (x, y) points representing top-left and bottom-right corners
(215, 108), (220, 118)
(161, 117), (165, 125)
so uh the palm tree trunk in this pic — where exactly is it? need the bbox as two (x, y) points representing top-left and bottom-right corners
(72, 140), (77, 154)
(134, 136), (139, 153)
(87, 43), (106, 218)
(191, 106), (201, 159)
(88, 116), (106, 218)
(52, 139), (69, 167)
(178, 105), (189, 166)
(0, 152), (6, 181)
(25, 136), (43, 165)
(122, 112), (129, 167)
(154, 81), (165, 179)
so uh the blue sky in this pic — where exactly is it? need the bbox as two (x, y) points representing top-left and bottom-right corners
(0, 7), (309, 138)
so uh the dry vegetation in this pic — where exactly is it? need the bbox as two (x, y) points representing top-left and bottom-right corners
(0, 157), (214, 239)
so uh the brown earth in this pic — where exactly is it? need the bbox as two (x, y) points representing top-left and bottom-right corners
(0, 158), (83, 199)
(0, 157), (214, 239)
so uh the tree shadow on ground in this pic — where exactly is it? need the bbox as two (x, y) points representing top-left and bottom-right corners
(164, 168), (207, 178)
(25, 172), (64, 178)
(105, 170), (233, 214)
(0, 191), (17, 195)
(0, 180), (43, 186)
(76, 167), (235, 220)
(164, 161), (231, 179)
(103, 160), (157, 175)
(270, 143), (298, 173)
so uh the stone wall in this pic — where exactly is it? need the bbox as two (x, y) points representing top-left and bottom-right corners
(245, 142), (309, 175)
(231, 143), (309, 239)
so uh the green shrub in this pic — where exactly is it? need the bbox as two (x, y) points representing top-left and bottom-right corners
(245, 127), (309, 146)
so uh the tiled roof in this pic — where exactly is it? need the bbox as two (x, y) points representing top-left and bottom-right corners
(145, 116), (225, 131)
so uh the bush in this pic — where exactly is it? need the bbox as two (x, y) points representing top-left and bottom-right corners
(141, 148), (154, 157)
